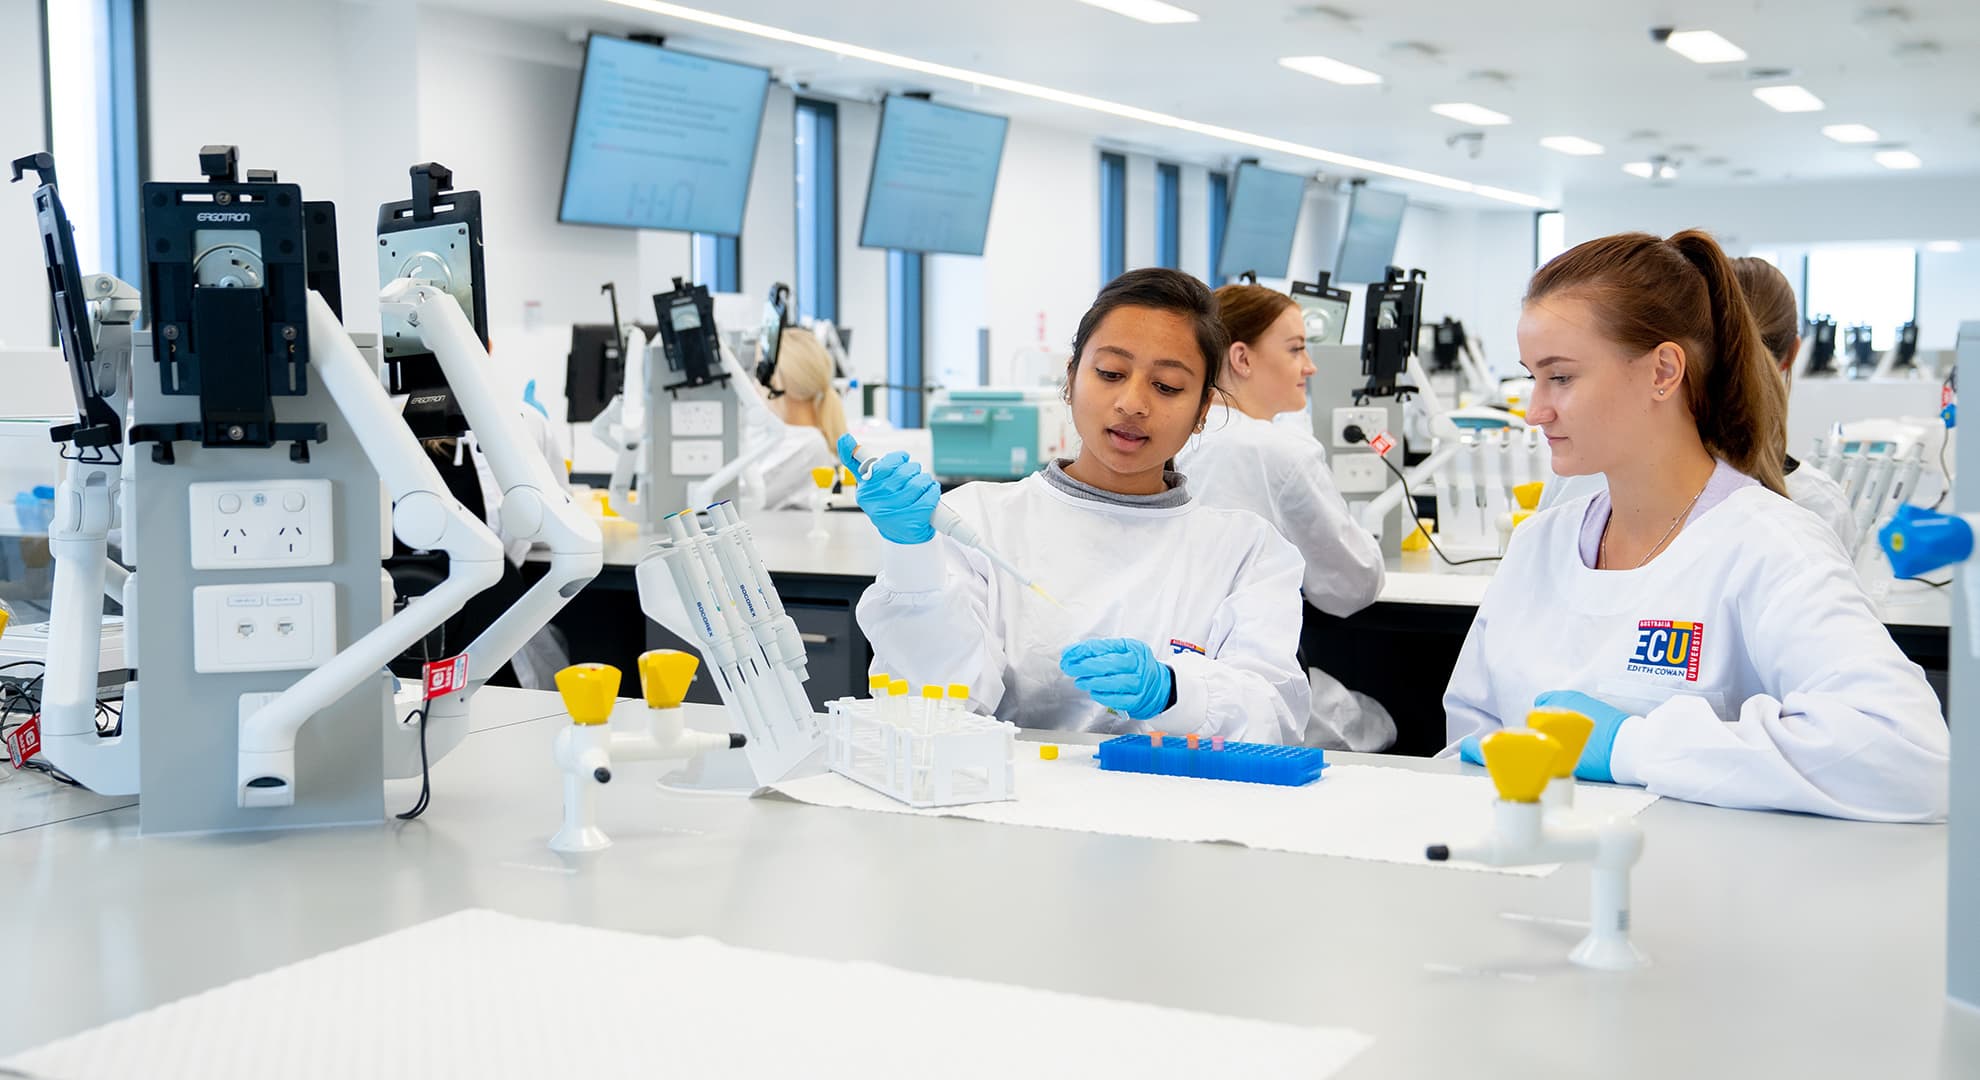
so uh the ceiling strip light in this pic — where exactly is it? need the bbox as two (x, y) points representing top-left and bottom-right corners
(602, 0), (1551, 208)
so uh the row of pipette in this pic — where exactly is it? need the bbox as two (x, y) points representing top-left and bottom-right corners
(867, 673), (971, 735)
(640, 503), (818, 779)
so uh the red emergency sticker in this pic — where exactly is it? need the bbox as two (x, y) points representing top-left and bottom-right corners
(422, 655), (470, 701)
(1368, 431), (1396, 457)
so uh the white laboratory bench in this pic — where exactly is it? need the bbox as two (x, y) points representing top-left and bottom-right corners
(0, 686), (1971, 1077)
(555, 507), (1953, 626)
(531, 509), (1952, 756)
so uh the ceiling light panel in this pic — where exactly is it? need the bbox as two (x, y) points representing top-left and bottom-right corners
(1539, 135), (1604, 156)
(1664, 30), (1747, 63)
(1753, 85), (1825, 112)
(1071, 0), (1199, 24)
(1278, 55), (1382, 85)
(1430, 102), (1511, 126)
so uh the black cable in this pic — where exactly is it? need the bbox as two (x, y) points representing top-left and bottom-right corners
(1347, 427), (1504, 567)
(1902, 576), (1953, 589)
(396, 706), (431, 820)
(1932, 432), (1952, 510)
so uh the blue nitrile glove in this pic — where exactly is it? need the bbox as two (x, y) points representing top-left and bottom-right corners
(1533, 690), (1632, 784)
(837, 433), (940, 545)
(1059, 638), (1175, 721)
(1457, 733), (1484, 766)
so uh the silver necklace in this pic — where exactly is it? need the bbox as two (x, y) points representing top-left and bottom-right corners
(1601, 479), (1710, 571)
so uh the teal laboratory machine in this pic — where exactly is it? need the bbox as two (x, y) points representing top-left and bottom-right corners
(928, 389), (1075, 482)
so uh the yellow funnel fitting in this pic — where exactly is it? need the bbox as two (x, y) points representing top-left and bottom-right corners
(555, 663), (622, 726)
(810, 466), (837, 490)
(1512, 481), (1544, 511)
(1527, 709), (1594, 779)
(638, 650), (700, 710)
(1481, 729), (1562, 803)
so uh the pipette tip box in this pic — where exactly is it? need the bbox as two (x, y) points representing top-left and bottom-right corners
(824, 698), (1017, 808)
(1096, 733), (1327, 787)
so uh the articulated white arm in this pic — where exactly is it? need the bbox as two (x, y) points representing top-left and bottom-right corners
(1357, 441), (1459, 535)
(38, 460), (134, 793)
(236, 291), (505, 808)
(378, 280), (603, 703)
(587, 324), (648, 521)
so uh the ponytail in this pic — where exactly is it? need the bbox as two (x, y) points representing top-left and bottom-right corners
(1527, 230), (1789, 495)
(1669, 231), (1787, 495)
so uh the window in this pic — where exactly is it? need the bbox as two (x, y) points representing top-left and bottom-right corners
(691, 232), (739, 292)
(1535, 210), (1566, 268)
(44, 0), (145, 286)
(1099, 151), (1126, 283)
(1154, 162), (1180, 269)
(794, 98), (838, 322)
(886, 250), (924, 427)
(1207, 170), (1229, 285)
(1805, 246), (1918, 350)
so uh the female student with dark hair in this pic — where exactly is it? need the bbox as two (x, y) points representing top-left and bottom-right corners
(1176, 283), (1391, 750)
(838, 268), (1311, 744)
(1443, 230), (1948, 821)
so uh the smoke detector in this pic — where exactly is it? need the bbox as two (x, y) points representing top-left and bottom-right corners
(1385, 41), (1445, 66)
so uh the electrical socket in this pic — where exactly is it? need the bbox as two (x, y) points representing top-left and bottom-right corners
(192, 582), (337, 673)
(671, 400), (725, 437)
(1331, 407), (1390, 450)
(189, 480), (334, 570)
(1332, 453), (1388, 494)
(671, 439), (723, 476)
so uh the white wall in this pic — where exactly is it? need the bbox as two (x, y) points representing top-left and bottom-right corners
(0, 0), (48, 349)
(1563, 175), (1980, 250)
(1565, 175), (1980, 350)
(1918, 247), (1980, 351)
(835, 99), (888, 386)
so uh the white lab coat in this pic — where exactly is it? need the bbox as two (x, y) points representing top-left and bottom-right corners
(856, 473), (1312, 743)
(1543, 466), (1859, 554)
(1784, 462), (1858, 552)
(1442, 485), (1948, 821)
(750, 418), (838, 512)
(1176, 402), (1393, 750)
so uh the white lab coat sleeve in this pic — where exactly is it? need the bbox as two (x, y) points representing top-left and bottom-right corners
(1155, 530), (1311, 744)
(1609, 556), (1949, 822)
(1272, 455), (1385, 615)
(1439, 603), (1501, 754)
(854, 537), (1012, 716)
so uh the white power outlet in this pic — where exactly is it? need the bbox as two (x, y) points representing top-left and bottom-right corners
(1333, 453), (1388, 494)
(671, 439), (724, 476)
(671, 400), (725, 437)
(189, 480), (334, 569)
(192, 582), (337, 673)
(1331, 407), (1390, 450)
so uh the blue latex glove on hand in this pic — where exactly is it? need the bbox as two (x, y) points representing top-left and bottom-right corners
(1533, 690), (1633, 784)
(1059, 638), (1175, 721)
(1457, 733), (1485, 766)
(837, 433), (940, 545)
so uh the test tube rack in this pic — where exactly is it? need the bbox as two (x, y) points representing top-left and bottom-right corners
(823, 697), (1017, 808)
(1096, 733), (1328, 787)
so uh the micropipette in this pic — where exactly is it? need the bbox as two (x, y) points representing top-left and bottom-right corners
(840, 439), (1063, 608)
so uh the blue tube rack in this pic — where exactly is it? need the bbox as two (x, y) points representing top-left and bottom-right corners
(1095, 734), (1327, 787)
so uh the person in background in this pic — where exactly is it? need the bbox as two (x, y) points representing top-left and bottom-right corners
(1442, 229), (1947, 822)
(748, 328), (847, 511)
(1176, 283), (1392, 751)
(842, 268), (1311, 743)
(1729, 256), (1857, 549)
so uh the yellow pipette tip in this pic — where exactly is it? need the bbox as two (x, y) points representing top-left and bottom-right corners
(1029, 583), (1065, 609)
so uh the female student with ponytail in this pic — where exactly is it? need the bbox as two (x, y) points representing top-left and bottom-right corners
(1443, 230), (1948, 821)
